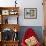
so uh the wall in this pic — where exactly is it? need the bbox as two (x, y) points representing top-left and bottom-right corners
(0, 0), (44, 26)
(0, 0), (44, 45)
(18, 0), (44, 26)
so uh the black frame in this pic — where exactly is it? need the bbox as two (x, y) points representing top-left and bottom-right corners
(24, 8), (37, 19)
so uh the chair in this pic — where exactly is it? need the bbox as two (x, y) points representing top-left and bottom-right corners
(21, 28), (41, 46)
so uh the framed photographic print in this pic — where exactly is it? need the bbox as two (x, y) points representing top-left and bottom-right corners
(24, 8), (37, 19)
(2, 10), (9, 15)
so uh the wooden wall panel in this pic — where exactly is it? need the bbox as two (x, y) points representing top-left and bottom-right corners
(43, 0), (46, 46)
(43, 0), (46, 26)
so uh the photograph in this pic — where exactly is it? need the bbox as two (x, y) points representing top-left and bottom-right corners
(24, 8), (37, 19)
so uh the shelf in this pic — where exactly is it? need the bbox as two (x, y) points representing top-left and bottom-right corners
(2, 41), (19, 46)
(2, 40), (19, 43)
(0, 24), (20, 32)
(0, 7), (19, 16)
(0, 7), (19, 24)
(0, 7), (20, 46)
(1, 15), (18, 24)
(0, 40), (19, 46)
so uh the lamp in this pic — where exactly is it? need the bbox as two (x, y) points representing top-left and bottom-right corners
(15, 0), (17, 7)
(14, 28), (17, 32)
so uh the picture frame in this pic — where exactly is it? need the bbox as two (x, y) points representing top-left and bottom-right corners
(24, 8), (37, 19)
(2, 10), (9, 15)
